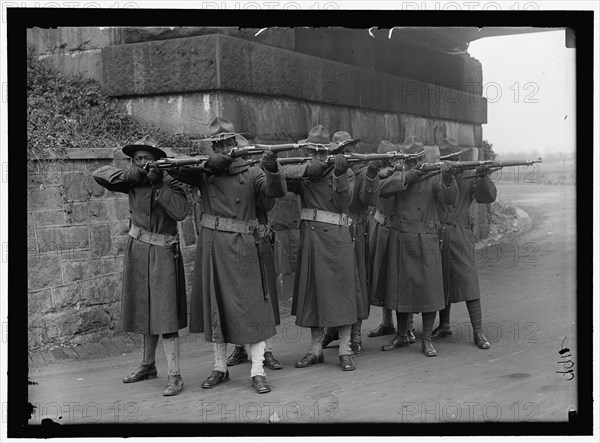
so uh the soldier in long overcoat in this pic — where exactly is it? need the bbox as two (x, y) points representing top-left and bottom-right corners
(431, 138), (497, 350)
(288, 125), (359, 371)
(92, 135), (188, 396)
(320, 131), (382, 355)
(378, 136), (458, 357)
(167, 117), (286, 394)
(367, 141), (416, 343)
(225, 136), (309, 371)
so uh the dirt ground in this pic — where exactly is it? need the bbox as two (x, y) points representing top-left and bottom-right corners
(26, 181), (578, 431)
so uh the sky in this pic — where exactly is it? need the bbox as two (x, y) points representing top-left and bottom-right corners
(467, 29), (576, 156)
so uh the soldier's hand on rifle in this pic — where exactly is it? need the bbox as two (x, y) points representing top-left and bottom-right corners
(334, 153), (349, 176)
(475, 165), (490, 177)
(440, 163), (455, 185)
(123, 165), (148, 184)
(261, 150), (279, 173)
(146, 165), (163, 186)
(404, 169), (424, 185)
(205, 153), (234, 173)
(366, 160), (384, 179)
(303, 160), (329, 178)
(378, 166), (395, 179)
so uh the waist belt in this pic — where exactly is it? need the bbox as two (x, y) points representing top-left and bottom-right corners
(440, 212), (473, 228)
(201, 214), (259, 235)
(389, 218), (439, 234)
(300, 208), (352, 227)
(129, 224), (179, 247)
(373, 209), (391, 226)
(257, 224), (273, 238)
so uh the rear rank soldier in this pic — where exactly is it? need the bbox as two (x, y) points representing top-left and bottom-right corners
(432, 138), (497, 350)
(378, 136), (458, 357)
(168, 117), (286, 394)
(321, 131), (382, 354)
(288, 125), (359, 371)
(367, 140), (417, 344)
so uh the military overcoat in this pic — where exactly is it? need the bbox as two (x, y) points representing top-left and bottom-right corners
(168, 160), (286, 344)
(379, 172), (458, 313)
(288, 167), (358, 328)
(438, 172), (497, 304)
(92, 167), (188, 335)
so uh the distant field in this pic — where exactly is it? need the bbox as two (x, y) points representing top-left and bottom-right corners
(486, 160), (575, 185)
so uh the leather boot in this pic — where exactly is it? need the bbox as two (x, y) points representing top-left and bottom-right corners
(474, 331), (491, 349)
(226, 345), (249, 366)
(162, 336), (183, 395)
(421, 339), (438, 357)
(123, 363), (157, 383)
(321, 327), (339, 348)
(381, 334), (410, 351)
(163, 374), (184, 396)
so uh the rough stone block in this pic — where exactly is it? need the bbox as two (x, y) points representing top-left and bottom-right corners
(28, 289), (53, 317)
(80, 274), (122, 306)
(102, 34), (219, 97)
(104, 34), (485, 124)
(111, 219), (130, 237)
(43, 50), (103, 82)
(28, 255), (63, 290)
(62, 347), (80, 359)
(27, 27), (121, 55)
(76, 307), (112, 334)
(32, 210), (66, 227)
(52, 283), (81, 309)
(27, 185), (63, 212)
(473, 125), (483, 147)
(62, 173), (94, 201)
(36, 226), (88, 253)
(111, 236), (129, 256)
(100, 337), (122, 355)
(50, 348), (70, 360)
(89, 224), (112, 257)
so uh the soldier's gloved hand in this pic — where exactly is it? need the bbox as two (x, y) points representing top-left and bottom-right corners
(404, 169), (424, 185)
(261, 150), (279, 173)
(475, 165), (490, 177)
(146, 165), (163, 186)
(303, 160), (329, 178)
(440, 163), (455, 185)
(334, 154), (349, 176)
(123, 165), (148, 184)
(378, 166), (394, 179)
(366, 160), (384, 179)
(205, 153), (234, 173)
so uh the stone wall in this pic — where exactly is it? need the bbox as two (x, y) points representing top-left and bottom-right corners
(27, 26), (491, 351)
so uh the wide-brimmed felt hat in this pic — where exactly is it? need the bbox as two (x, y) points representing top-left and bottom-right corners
(330, 131), (361, 154)
(377, 140), (403, 154)
(402, 136), (426, 157)
(300, 125), (336, 152)
(122, 135), (166, 159)
(200, 117), (244, 142)
(439, 138), (470, 159)
(235, 135), (250, 147)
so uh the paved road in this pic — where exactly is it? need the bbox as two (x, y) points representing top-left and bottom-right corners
(28, 182), (577, 427)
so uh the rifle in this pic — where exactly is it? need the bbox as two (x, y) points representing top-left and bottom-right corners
(244, 151), (424, 168)
(418, 157), (543, 172)
(142, 142), (309, 171)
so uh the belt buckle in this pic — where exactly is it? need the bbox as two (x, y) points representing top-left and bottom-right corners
(134, 227), (142, 240)
(214, 216), (220, 231)
(312, 208), (318, 221)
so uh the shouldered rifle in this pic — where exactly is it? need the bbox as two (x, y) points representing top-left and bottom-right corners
(241, 151), (425, 168)
(142, 155), (210, 171)
(225, 142), (309, 158)
(418, 157), (543, 173)
(142, 142), (309, 171)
